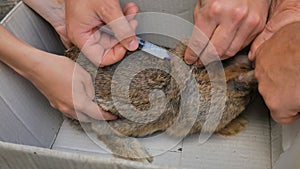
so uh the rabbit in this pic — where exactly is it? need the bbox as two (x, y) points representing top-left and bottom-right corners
(65, 41), (257, 162)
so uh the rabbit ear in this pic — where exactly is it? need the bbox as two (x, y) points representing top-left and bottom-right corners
(227, 70), (257, 92)
(236, 70), (257, 84)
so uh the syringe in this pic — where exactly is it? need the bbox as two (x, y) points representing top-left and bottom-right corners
(98, 26), (173, 60)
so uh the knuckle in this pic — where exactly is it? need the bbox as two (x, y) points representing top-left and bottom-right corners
(231, 6), (248, 22)
(188, 38), (206, 55)
(208, 1), (223, 17)
(247, 14), (262, 29)
(225, 49), (237, 57)
(265, 22), (276, 34)
(99, 4), (119, 20)
(215, 45), (226, 57)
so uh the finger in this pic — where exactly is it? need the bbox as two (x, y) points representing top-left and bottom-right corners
(225, 17), (261, 57)
(99, 20), (138, 66)
(66, 12), (102, 50)
(249, 13), (298, 60)
(81, 27), (132, 67)
(79, 98), (117, 120)
(208, 22), (240, 59)
(184, 25), (210, 65)
(59, 35), (73, 49)
(83, 74), (95, 100)
(123, 2), (139, 21)
(81, 30), (106, 65)
(100, 44), (127, 67)
(74, 63), (95, 100)
(184, 5), (217, 65)
(64, 109), (92, 122)
(270, 111), (300, 124)
(96, 2), (138, 51)
(198, 24), (238, 66)
(99, 32), (113, 49)
(248, 30), (271, 61)
(64, 113), (73, 119)
(74, 111), (92, 123)
(72, 69), (116, 120)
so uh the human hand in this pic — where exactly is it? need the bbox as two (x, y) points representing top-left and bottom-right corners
(23, 0), (72, 48)
(254, 22), (300, 124)
(184, 0), (270, 66)
(249, 0), (300, 60)
(27, 53), (117, 122)
(65, 0), (139, 66)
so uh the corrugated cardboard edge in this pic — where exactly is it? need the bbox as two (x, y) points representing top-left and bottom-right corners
(0, 141), (173, 169)
(273, 120), (300, 169)
(270, 119), (282, 167)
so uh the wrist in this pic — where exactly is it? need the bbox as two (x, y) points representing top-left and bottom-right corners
(7, 47), (49, 81)
(23, 0), (66, 32)
(21, 50), (66, 84)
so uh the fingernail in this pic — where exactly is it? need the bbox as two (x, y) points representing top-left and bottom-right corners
(103, 112), (118, 121)
(185, 58), (193, 65)
(128, 38), (138, 51)
(185, 56), (196, 65)
(197, 61), (204, 67)
(248, 51), (253, 60)
(107, 115), (118, 121)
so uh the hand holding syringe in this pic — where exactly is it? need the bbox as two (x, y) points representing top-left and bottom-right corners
(99, 26), (173, 60)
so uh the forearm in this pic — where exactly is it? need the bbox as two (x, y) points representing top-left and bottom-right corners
(0, 25), (47, 79)
(23, 0), (65, 28)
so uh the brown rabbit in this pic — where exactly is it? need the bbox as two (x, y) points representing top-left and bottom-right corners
(65, 42), (257, 162)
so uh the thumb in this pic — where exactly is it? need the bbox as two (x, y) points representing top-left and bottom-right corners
(184, 25), (209, 66)
(249, 13), (297, 61)
(83, 100), (117, 120)
(97, 3), (139, 51)
(249, 25), (273, 61)
(74, 92), (117, 120)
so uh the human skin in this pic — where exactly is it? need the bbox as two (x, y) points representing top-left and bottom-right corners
(0, 25), (117, 122)
(249, 0), (300, 124)
(184, 0), (270, 66)
(23, 0), (72, 48)
(22, 0), (140, 121)
(23, 0), (139, 67)
(249, 0), (300, 59)
(65, 0), (139, 66)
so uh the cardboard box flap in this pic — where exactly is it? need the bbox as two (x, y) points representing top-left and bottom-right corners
(0, 2), (63, 148)
(1, 3), (65, 55)
(0, 141), (173, 169)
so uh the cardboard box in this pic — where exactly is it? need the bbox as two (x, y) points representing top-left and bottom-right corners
(1, 2), (300, 169)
